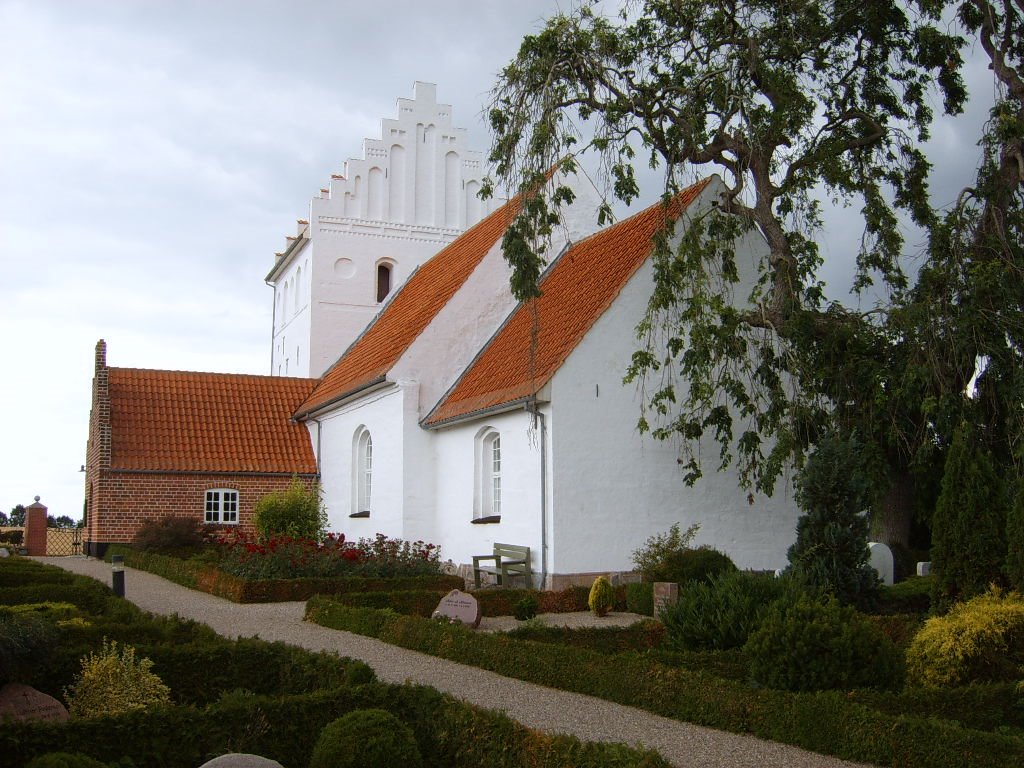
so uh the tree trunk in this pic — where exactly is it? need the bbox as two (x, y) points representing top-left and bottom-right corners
(874, 472), (916, 548)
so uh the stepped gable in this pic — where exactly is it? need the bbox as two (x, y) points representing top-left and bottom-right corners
(294, 195), (522, 417)
(423, 179), (710, 428)
(108, 368), (318, 473)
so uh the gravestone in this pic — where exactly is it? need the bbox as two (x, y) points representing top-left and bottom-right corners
(0, 683), (69, 723)
(868, 542), (895, 586)
(433, 589), (481, 628)
(917, 561), (932, 577)
(199, 755), (284, 768)
(652, 582), (679, 615)
(0, 547), (9, 558)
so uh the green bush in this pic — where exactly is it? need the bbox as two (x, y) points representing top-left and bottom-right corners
(906, 588), (1024, 688)
(64, 639), (171, 718)
(745, 596), (903, 692)
(25, 753), (108, 768)
(625, 582), (653, 616)
(253, 477), (327, 542)
(931, 425), (1008, 607)
(131, 515), (209, 555)
(514, 594), (539, 621)
(630, 522), (699, 581)
(0, 612), (58, 684)
(876, 575), (933, 615)
(786, 433), (880, 608)
(660, 570), (805, 651)
(646, 547), (737, 587)
(588, 576), (614, 617)
(310, 708), (423, 768)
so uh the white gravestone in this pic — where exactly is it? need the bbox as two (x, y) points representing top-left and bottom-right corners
(432, 589), (481, 628)
(868, 542), (895, 586)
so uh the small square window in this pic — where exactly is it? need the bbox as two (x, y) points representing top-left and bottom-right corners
(205, 489), (239, 524)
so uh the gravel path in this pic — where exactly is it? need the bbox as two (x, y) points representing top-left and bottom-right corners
(37, 556), (876, 768)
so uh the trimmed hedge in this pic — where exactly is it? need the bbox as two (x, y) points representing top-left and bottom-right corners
(306, 597), (1024, 768)
(107, 547), (464, 602)
(1, 684), (670, 768)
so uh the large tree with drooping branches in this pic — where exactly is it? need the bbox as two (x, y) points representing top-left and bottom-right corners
(487, 0), (1022, 548)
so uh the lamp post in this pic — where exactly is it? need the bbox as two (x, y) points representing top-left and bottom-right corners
(111, 554), (125, 598)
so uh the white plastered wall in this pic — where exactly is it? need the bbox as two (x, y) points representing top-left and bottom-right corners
(310, 384), (409, 540)
(430, 408), (545, 581)
(547, 208), (800, 575)
(270, 239), (314, 377)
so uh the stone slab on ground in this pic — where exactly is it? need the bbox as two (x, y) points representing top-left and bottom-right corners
(199, 755), (284, 768)
(0, 682), (69, 723)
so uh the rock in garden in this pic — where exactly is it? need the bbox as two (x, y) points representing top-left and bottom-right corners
(198, 754), (284, 768)
(432, 589), (481, 628)
(0, 682), (69, 723)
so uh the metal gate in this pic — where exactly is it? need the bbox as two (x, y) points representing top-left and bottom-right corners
(45, 528), (83, 556)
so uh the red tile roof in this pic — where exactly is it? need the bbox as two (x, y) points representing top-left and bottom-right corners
(424, 180), (710, 427)
(108, 368), (319, 473)
(295, 195), (522, 417)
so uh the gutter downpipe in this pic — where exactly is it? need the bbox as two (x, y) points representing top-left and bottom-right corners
(265, 278), (277, 375)
(526, 400), (548, 590)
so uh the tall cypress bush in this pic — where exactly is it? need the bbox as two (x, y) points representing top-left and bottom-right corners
(787, 434), (879, 607)
(1003, 480), (1024, 591)
(931, 425), (1007, 608)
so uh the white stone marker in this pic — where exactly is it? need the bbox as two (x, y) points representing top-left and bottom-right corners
(868, 541), (895, 586)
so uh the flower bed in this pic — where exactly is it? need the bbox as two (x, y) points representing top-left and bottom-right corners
(108, 546), (462, 603)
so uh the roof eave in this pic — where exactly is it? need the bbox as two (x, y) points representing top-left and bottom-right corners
(422, 387), (551, 431)
(293, 375), (391, 421)
(265, 232), (310, 283)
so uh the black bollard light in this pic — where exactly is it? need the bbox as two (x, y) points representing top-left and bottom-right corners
(111, 554), (125, 598)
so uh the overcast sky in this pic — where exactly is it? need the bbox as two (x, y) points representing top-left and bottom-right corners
(0, 0), (994, 522)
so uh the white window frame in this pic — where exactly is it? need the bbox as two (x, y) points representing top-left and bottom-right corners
(473, 427), (502, 519)
(353, 427), (373, 514)
(205, 488), (239, 524)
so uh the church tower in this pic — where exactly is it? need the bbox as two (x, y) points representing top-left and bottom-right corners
(266, 82), (496, 379)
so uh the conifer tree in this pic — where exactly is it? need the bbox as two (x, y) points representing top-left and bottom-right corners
(931, 424), (1008, 606)
(1005, 480), (1024, 591)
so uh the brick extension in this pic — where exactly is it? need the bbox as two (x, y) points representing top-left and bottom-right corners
(83, 340), (319, 557)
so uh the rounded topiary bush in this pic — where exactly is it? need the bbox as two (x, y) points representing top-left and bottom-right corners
(647, 547), (736, 586)
(0, 612), (58, 684)
(26, 753), (108, 768)
(131, 515), (209, 555)
(588, 575), (615, 617)
(309, 708), (422, 768)
(906, 588), (1024, 688)
(745, 596), (903, 692)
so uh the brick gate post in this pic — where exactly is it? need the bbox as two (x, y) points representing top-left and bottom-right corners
(24, 497), (48, 556)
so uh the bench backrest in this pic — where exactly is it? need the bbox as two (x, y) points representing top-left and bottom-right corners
(493, 543), (530, 562)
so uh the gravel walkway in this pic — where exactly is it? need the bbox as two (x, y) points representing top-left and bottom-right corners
(37, 556), (876, 768)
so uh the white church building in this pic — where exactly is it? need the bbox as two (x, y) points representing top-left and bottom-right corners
(87, 82), (801, 584)
(266, 83), (801, 588)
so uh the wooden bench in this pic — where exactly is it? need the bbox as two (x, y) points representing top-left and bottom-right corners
(472, 543), (532, 589)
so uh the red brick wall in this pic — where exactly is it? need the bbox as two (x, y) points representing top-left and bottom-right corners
(85, 471), (317, 552)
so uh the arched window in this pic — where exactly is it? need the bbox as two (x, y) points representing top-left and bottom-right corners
(353, 427), (373, 515)
(376, 262), (393, 303)
(474, 427), (502, 520)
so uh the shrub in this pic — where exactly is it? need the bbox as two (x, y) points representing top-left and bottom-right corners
(931, 425), (1008, 607)
(26, 754), (107, 768)
(0, 612), (58, 684)
(745, 595), (903, 692)
(253, 477), (328, 542)
(131, 515), (209, 555)
(906, 588), (1024, 688)
(64, 639), (171, 718)
(0, 530), (23, 546)
(1005, 482), (1024, 591)
(631, 522), (699, 581)
(646, 546), (737, 586)
(309, 708), (422, 768)
(513, 594), (539, 621)
(660, 570), (806, 651)
(588, 576), (614, 617)
(786, 433), (880, 608)
(625, 582), (653, 616)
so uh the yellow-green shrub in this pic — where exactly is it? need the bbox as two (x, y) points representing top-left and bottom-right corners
(64, 639), (171, 718)
(588, 576), (614, 617)
(906, 588), (1024, 688)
